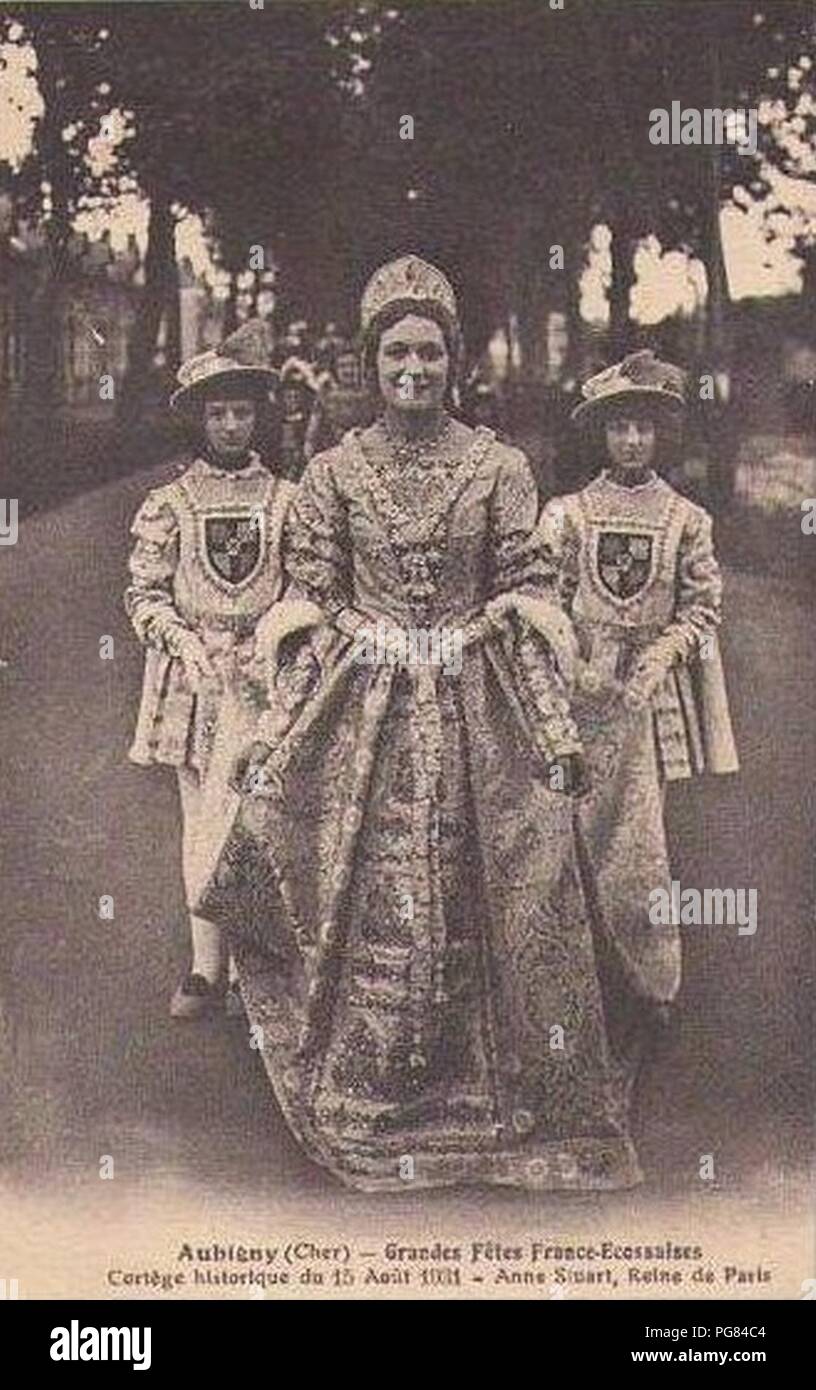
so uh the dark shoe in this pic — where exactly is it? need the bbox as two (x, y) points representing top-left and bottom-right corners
(224, 978), (245, 1018)
(170, 972), (223, 1020)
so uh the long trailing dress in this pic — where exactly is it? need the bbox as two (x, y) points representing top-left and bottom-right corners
(196, 417), (656, 1192)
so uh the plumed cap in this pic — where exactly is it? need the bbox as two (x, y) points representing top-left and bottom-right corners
(571, 349), (687, 424)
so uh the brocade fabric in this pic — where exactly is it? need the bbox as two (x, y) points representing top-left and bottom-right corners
(197, 420), (647, 1191)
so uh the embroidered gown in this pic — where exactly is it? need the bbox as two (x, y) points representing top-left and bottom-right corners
(197, 419), (650, 1192)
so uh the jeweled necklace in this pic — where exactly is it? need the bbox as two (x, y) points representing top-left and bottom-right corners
(381, 412), (454, 469)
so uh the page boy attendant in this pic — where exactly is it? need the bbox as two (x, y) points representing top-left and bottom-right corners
(125, 329), (295, 1018)
(540, 350), (738, 1080)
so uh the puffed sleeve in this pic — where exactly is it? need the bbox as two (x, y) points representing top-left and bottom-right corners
(667, 507), (722, 657)
(281, 448), (352, 619)
(251, 450), (353, 746)
(124, 489), (190, 654)
(489, 446), (559, 598)
(625, 505), (724, 706)
(485, 454), (582, 757)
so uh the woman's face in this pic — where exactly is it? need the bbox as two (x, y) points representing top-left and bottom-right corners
(203, 395), (257, 462)
(376, 313), (449, 414)
(605, 410), (657, 472)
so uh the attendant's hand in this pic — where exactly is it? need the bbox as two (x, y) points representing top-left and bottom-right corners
(621, 635), (680, 713)
(621, 654), (668, 712)
(176, 631), (219, 694)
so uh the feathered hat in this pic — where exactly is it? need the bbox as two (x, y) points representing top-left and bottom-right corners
(571, 349), (687, 425)
(170, 319), (279, 413)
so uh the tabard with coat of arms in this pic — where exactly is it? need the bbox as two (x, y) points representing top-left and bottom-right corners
(596, 530), (654, 601)
(202, 511), (264, 589)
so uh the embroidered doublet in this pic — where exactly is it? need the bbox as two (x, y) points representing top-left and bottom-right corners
(125, 456), (294, 772)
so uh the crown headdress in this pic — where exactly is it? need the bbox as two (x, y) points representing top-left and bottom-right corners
(360, 255), (458, 333)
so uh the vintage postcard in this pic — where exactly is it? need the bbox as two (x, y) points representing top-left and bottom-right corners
(0, 0), (812, 1315)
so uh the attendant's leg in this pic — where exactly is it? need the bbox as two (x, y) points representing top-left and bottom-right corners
(173, 767), (225, 1012)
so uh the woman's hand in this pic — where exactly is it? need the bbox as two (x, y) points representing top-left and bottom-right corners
(484, 594), (516, 633)
(277, 642), (321, 707)
(574, 659), (623, 703)
(570, 661), (625, 742)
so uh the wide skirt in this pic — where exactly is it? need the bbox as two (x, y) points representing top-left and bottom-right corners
(196, 639), (657, 1192)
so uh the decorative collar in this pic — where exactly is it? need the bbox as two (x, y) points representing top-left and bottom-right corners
(597, 467), (661, 492)
(192, 451), (267, 481)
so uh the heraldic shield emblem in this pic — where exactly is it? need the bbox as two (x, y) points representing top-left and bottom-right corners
(203, 512), (263, 586)
(597, 530), (654, 600)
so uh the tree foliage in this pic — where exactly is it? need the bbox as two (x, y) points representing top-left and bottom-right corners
(7, 0), (816, 408)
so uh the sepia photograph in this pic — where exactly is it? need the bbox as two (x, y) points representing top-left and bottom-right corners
(0, 0), (813, 1327)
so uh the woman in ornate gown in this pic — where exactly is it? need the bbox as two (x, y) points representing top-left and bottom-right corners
(196, 256), (649, 1193)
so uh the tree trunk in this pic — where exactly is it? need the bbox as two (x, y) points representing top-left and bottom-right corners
(609, 216), (637, 357)
(702, 36), (735, 506)
(704, 44), (730, 371)
(164, 270), (182, 375)
(118, 189), (176, 425)
(222, 273), (239, 336)
(22, 267), (62, 415)
(21, 43), (72, 418)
